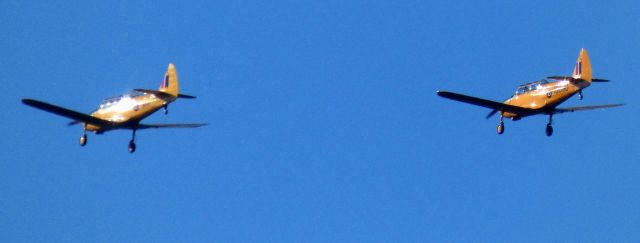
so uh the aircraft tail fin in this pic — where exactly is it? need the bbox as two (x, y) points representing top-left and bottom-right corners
(572, 48), (592, 82)
(159, 63), (179, 97)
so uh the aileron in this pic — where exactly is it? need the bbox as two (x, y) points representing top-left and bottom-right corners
(436, 91), (530, 115)
(22, 99), (111, 126)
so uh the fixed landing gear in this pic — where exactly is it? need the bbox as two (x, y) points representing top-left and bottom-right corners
(79, 127), (88, 146)
(578, 91), (583, 100)
(80, 133), (87, 146)
(545, 114), (554, 137)
(163, 104), (168, 115)
(128, 129), (137, 153)
(128, 140), (136, 153)
(493, 114), (557, 136)
(496, 116), (505, 135)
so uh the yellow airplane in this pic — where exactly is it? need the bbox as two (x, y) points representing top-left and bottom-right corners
(22, 63), (207, 152)
(437, 48), (623, 136)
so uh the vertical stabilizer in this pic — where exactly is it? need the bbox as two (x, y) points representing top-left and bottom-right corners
(573, 48), (592, 82)
(159, 63), (179, 96)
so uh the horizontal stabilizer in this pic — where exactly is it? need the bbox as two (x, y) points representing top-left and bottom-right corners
(553, 104), (624, 114)
(177, 94), (197, 99)
(22, 98), (111, 126)
(134, 89), (175, 99)
(134, 89), (197, 99)
(547, 76), (573, 80)
(547, 76), (610, 82)
(137, 123), (208, 129)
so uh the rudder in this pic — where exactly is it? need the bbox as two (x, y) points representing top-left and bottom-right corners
(572, 48), (592, 82)
(159, 63), (179, 97)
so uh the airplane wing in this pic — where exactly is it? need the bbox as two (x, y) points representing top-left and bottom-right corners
(436, 91), (531, 117)
(137, 123), (208, 129)
(22, 98), (112, 126)
(552, 104), (624, 114)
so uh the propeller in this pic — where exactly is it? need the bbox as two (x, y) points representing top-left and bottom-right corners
(487, 97), (512, 119)
(486, 109), (499, 119)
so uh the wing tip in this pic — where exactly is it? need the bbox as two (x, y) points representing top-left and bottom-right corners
(436, 90), (449, 97)
(22, 98), (44, 107)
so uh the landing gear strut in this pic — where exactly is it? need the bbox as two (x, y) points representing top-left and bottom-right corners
(128, 129), (137, 153)
(545, 114), (554, 137)
(497, 116), (505, 135)
(578, 91), (583, 100)
(163, 104), (168, 115)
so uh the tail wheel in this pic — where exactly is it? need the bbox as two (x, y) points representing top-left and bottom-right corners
(80, 134), (87, 146)
(497, 122), (505, 135)
(545, 124), (553, 137)
(128, 140), (136, 153)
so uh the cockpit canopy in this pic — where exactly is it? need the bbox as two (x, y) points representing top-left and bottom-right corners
(515, 79), (551, 95)
(98, 90), (145, 110)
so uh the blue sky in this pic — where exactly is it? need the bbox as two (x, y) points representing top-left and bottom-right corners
(1, 0), (639, 242)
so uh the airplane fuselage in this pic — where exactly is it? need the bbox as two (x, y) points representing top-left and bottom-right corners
(86, 91), (176, 132)
(501, 78), (590, 119)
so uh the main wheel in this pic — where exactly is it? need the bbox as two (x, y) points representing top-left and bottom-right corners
(497, 122), (505, 135)
(545, 124), (553, 137)
(128, 140), (136, 153)
(80, 134), (87, 146)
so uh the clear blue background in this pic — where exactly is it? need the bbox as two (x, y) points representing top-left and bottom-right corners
(2, 1), (638, 242)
